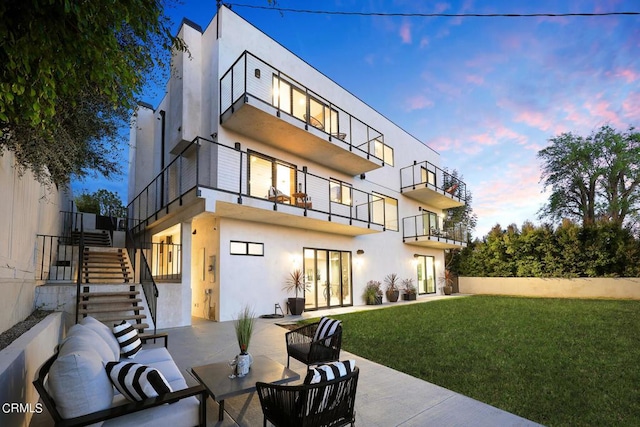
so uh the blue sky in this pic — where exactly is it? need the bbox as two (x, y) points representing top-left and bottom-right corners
(72, 0), (640, 238)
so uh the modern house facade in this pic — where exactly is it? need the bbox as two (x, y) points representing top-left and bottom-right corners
(128, 6), (468, 324)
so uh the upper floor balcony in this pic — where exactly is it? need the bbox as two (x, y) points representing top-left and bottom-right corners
(127, 137), (392, 237)
(400, 161), (466, 209)
(219, 51), (393, 176)
(402, 212), (468, 249)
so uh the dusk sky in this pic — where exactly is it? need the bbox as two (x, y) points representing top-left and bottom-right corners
(72, 1), (640, 238)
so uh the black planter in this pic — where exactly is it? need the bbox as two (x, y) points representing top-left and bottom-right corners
(288, 297), (305, 315)
(402, 293), (417, 301)
(386, 290), (400, 302)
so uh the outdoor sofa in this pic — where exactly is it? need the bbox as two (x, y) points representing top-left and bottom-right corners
(33, 316), (206, 426)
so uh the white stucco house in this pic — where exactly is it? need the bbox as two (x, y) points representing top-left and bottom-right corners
(127, 5), (468, 324)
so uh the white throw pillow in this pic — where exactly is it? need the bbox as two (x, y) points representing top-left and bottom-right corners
(62, 324), (117, 363)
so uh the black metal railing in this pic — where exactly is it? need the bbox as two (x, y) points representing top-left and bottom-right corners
(402, 213), (468, 244)
(144, 242), (182, 281)
(219, 50), (393, 166)
(127, 136), (389, 234)
(35, 235), (76, 282)
(399, 160), (467, 204)
(75, 215), (84, 323)
(126, 230), (159, 335)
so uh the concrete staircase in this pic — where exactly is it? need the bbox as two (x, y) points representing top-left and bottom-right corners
(77, 247), (150, 333)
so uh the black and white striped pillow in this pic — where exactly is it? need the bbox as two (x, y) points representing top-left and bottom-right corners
(105, 361), (172, 401)
(313, 317), (341, 345)
(112, 321), (142, 358)
(304, 359), (355, 385)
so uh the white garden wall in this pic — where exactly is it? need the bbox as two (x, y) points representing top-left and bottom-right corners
(459, 277), (640, 299)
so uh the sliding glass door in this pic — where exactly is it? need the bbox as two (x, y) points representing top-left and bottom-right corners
(303, 248), (352, 310)
(416, 255), (436, 294)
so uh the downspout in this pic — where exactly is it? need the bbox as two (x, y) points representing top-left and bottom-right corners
(159, 110), (166, 208)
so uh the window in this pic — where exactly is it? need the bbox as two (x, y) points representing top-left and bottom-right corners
(372, 192), (398, 231)
(230, 241), (264, 256)
(248, 151), (296, 200)
(373, 139), (394, 166)
(330, 179), (352, 205)
(272, 75), (338, 133)
(421, 167), (436, 186)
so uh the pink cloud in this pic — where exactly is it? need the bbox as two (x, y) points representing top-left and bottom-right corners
(623, 93), (640, 120)
(613, 68), (639, 83)
(404, 94), (434, 111)
(465, 74), (484, 85)
(399, 21), (411, 44)
(514, 110), (554, 132)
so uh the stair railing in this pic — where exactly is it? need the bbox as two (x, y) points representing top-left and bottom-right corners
(126, 228), (159, 335)
(75, 214), (84, 324)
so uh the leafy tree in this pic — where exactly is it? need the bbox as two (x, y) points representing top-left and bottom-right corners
(75, 189), (126, 217)
(538, 125), (640, 228)
(0, 1), (186, 187)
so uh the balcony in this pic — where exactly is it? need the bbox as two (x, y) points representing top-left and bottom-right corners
(402, 213), (468, 249)
(219, 51), (392, 176)
(400, 161), (466, 209)
(128, 137), (388, 237)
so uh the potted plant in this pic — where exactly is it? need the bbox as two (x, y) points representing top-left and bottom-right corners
(440, 270), (454, 295)
(284, 269), (309, 315)
(233, 305), (255, 376)
(402, 278), (417, 301)
(384, 273), (400, 302)
(363, 280), (383, 305)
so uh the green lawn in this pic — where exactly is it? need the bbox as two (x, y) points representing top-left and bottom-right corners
(328, 296), (640, 426)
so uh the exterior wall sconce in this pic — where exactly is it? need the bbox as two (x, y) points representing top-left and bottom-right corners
(255, 68), (261, 78)
(356, 249), (364, 255)
(192, 229), (197, 235)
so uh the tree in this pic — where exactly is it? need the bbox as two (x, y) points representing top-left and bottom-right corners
(538, 126), (640, 228)
(442, 169), (477, 269)
(75, 189), (127, 217)
(0, 1), (186, 187)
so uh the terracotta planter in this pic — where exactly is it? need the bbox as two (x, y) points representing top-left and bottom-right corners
(386, 290), (399, 302)
(288, 297), (305, 315)
(443, 286), (453, 295)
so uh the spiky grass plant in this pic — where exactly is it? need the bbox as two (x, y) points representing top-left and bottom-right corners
(234, 305), (255, 354)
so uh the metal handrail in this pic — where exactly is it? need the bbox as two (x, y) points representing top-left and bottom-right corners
(127, 136), (390, 234)
(399, 160), (467, 203)
(75, 215), (84, 324)
(220, 50), (390, 165)
(402, 213), (468, 244)
(126, 229), (159, 335)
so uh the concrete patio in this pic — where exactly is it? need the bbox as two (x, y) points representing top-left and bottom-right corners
(31, 297), (542, 426)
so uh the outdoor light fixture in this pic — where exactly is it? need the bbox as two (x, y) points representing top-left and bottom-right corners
(192, 229), (197, 235)
(356, 249), (364, 255)
(255, 68), (261, 78)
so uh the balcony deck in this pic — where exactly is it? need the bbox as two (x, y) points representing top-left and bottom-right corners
(221, 96), (383, 176)
(403, 234), (467, 250)
(401, 184), (465, 209)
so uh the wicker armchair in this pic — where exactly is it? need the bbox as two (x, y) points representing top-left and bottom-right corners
(256, 366), (359, 427)
(285, 320), (342, 368)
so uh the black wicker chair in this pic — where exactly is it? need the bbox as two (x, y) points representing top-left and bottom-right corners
(256, 366), (359, 427)
(285, 320), (342, 368)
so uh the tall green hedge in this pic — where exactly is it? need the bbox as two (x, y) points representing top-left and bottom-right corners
(452, 220), (640, 278)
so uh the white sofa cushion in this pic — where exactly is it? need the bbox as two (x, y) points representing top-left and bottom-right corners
(62, 324), (118, 363)
(48, 349), (114, 419)
(80, 316), (121, 360)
